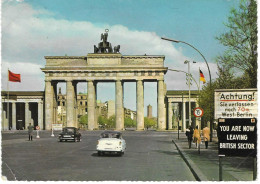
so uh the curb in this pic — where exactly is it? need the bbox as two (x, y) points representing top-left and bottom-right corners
(172, 139), (208, 181)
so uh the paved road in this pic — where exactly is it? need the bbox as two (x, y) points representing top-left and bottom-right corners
(2, 130), (195, 181)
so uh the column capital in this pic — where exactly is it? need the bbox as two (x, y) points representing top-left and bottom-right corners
(136, 79), (143, 81)
(66, 79), (73, 82)
(45, 79), (52, 82)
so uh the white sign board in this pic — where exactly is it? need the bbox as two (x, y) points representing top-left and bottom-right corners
(215, 89), (258, 119)
(52, 124), (63, 131)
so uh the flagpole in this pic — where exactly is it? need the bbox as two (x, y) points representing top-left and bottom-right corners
(7, 69), (10, 130)
(199, 67), (201, 103)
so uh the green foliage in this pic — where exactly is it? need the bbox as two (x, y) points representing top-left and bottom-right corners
(98, 115), (109, 127)
(79, 115), (88, 126)
(215, 0), (257, 88)
(124, 117), (136, 127)
(107, 115), (116, 128)
(199, 82), (217, 123)
(144, 117), (157, 128)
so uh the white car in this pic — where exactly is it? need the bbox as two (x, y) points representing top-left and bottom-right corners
(97, 131), (126, 156)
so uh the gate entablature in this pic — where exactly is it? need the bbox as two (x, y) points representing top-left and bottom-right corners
(41, 54), (167, 82)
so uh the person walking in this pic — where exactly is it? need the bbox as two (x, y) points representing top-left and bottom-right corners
(28, 123), (34, 141)
(202, 126), (210, 149)
(193, 125), (201, 148)
(185, 126), (194, 149)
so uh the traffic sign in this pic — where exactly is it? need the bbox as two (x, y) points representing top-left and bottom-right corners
(193, 107), (204, 117)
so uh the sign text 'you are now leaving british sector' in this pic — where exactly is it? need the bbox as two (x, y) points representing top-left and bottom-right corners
(215, 89), (258, 119)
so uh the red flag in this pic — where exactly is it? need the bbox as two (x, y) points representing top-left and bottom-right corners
(8, 70), (21, 82)
(199, 70), (206, 84)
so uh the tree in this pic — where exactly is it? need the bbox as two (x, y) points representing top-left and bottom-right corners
(107, 115), (116, 128)
(200, 0), (257, 124)
(124, 117), (136, 128)
(98, 115), (109, 128)
(144, 117), (156, 129)
(79, 114), (88, 128)
(216, 0), (257, 88)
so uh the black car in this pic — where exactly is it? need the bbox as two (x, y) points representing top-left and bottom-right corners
(58, 127), (81, 142)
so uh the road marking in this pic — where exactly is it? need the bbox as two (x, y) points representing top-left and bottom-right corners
(4, 162), (17, 180)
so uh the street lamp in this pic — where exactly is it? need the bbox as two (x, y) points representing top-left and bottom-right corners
(161, 37), (213, 142)
(184, 60), (192, 127)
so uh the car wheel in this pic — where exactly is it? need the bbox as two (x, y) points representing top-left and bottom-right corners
(98, 151), (102, 156)
(59, 139), (62, 142)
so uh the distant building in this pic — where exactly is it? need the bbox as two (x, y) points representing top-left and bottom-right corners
(147, 104), (153, 118)
(106, 100), (115, 118)
(124, 108), (137, 120)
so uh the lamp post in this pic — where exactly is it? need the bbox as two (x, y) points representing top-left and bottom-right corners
(161, 37), (213, 141)
(184, 60), (192, 127)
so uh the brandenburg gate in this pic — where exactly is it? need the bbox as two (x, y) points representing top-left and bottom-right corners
(41, 30), (168, 130)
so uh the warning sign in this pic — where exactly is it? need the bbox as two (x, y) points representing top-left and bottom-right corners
(215, 89), (257, 119)
(218, 118), (257, 157)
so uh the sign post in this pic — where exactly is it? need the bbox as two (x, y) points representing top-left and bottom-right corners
(36, 126), (40, 138)
(194, 107), (204, 154)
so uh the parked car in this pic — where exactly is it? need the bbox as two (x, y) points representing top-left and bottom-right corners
(96, 131), (126, 156)
(58, 127), (81, 142)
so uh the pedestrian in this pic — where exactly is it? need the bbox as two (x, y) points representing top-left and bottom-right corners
(193, 125), (201, 148)
(185, 126), (193, 149)
(28, 123), (34, 141)
(202, 126), (210, 149)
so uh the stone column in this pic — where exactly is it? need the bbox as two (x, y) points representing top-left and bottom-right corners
(12, 102), (16, 130)
(94, 82), (98, 129)
(87, 80), (95, 130)
(53, 82), (58, 125)
(168, 101), (173, 130)
(25, 102), (29, 129)
(38, 102), (43, 130)
(45, 80), (53, 130)
(157, 80), (166, 130)
(182, 101), (186, 131)
(136, 80), (144, 130)
(2, 103), (8, 131)
(115, 80), (124, 130)
(73, 82), (78, 128)
(66, 80), (75, 127)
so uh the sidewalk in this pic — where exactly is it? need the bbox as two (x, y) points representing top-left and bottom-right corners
(172, 132), (255, 181)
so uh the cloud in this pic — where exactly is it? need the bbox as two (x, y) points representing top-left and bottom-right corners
(1, 1), (217, 93)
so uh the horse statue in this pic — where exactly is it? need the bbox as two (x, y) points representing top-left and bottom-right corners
(114, 45), (120, 53)
(93, 29), (118, 54)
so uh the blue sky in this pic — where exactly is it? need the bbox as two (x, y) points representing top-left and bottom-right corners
(1, 0), (240, 116)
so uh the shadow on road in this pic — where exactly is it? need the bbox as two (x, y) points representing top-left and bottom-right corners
(91, 152), (123, 157)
